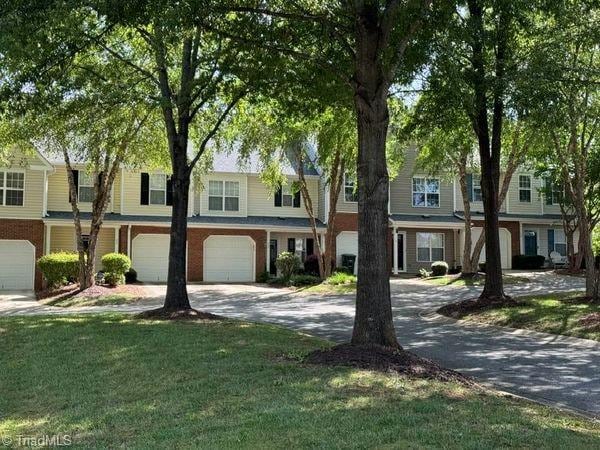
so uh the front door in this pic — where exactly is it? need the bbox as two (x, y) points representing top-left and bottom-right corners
(397, 233), (405, 271)
(269, 239), (278, 275)
(524, 230), (538, 256)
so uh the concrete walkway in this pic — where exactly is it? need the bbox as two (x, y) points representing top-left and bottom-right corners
(1, 272), (598, 418)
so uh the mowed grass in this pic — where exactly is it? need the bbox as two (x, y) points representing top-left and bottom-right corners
(458, 291), (600, 341)
(424, 274), (530, 287)
(301, 271), (357, 294)
(1, 315), (599, 448)
(47, 293), (140, 307)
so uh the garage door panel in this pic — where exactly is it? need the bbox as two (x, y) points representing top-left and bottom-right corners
(132, 234), (170, 282)
(204, 236), (254, 282)
(0, 240), (34, 290)
(336, 231), (358, 275)
(471, 227), (512, 269)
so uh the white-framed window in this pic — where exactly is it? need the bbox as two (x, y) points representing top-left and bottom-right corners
(344, 174), (358, 202)
(208, 180), (240, 211)
(472, 175), (482, 202)
(553, 229), (567, 256)
(545, 179), (563, 205)
(519, 175), (531, 203)
(281, 184), (294, 207)
(78, 171), (95, 203)
(412, 177), (440, 208)
(416, 232), (445, 262)
(0, 170), (25, 206)
(150, 174), (167, 205)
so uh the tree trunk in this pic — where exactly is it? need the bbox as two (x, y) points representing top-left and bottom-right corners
(350, 13), (398, 348)
(164, 147), (192, 310)
(458, 165), (476, 275)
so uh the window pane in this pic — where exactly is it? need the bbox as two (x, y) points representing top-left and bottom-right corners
(416, 233), (429, 248)
(555, 243), (567, 256)
(426, 193), (440, 208)
(431, 233), (444, 249)
(5, 189), (23, 206)
(519, 190), (531, 202)
(0, 173), (4, 187)
(413, 178), (425, 193)
(426, 178), (440, 193)
(417, 248), (430, 262)
(209, 180), (223, 196)
(208, 196), (223, 211)
(224, 181), (239, 197)
(6, 172), (24, 189)
(282, 194), (293, 207)
(432, 248), (444, 261)
(413, 193), (425, 207)
(554, 229), (566, 243)
(0, 189), (3, 205)
(150, 190), (165, 205)
(224, 196), (239, 211)
(150, 174), (166, 190)
(345, 187), (358, 202)
(79, 186), (94, 203)
(79, 171), (94, 187)
(519, 175), (531, 188)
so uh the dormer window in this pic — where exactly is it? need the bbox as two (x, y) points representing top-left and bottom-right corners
(0, 170), (24, 206)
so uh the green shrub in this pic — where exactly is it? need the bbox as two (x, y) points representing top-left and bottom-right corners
(102, 253), (131, 275)
(512, 255), (545, 270)
(37, 252), (79, 288)
(125, 268), (137, 284)
(257, 270), (270, 283)
(431, 261), (449, 277)
(104, 272), (125, 287)
(289, 274), (321, 286)
(325, 271), (357, 285)
(275, 252), (301, 281)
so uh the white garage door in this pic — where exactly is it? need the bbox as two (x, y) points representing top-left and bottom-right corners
(204, 236), (254, 282)
(0, 240), (34, 290)
(132, 234), (171, 282)
(336, 231), (358, 275)
(472, 227), (512, 269)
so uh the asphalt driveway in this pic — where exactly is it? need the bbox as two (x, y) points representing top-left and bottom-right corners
(1, 272), (598, 418)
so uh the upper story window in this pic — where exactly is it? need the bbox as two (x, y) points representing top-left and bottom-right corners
(519, 175), (531, 203)
(412, 177), (440, 208)
(274, 184), (300, 208)
(78, 172), (95, 203)
(344, 174), (358, 202)
(0, 170), (24, 206)
(472, 175), (482, 202)
(150, 174), (167, 205)
(416, 232), (444, 262)
(209, 180), (240, 211)
(545, 178), (563, 205)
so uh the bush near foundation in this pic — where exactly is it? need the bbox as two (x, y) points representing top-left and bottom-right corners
(101, 253), (132, 286)
(431, 261), (449, 276)
(37, 252), (79, 288)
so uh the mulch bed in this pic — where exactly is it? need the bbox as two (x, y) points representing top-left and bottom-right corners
(36, 284), (79, 301)
(135, 307), (223, 321)
(437, 297), (522, 319)
(72, 284), (146, 299)
(579, 313), (600, 329)
(305, 344), (474, 385)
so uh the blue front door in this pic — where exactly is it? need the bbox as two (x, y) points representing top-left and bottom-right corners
(524, 230), (538, 256)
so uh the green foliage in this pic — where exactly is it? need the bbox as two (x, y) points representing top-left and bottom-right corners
(512, 255), (545, 270)
(431, 261), (449, 277)
(418, 268), (432, 278)
(289, 274), (321, 287)
(37, 252), (79, 288)
(102, 253), (131, 286)
(275, 252), (301, 281)
(257, 270), (270, 283)
(593, 228), (600, 255)
(103, 272), (125, 287)
(325, 272), (357, 285)
(124, 268), (138, 284)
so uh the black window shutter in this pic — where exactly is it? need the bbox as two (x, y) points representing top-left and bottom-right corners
(274, 187), (282, 207)
(140, 173), (149, 205)
(166, 176), (173, 206)
(293, 190), (301, 208)
(466, 174), (473, 202)
(69, 170), (79, 202)
(97, 172), (104, 188)
(306, 238), (314, 256)
(287, 238), (295, 252)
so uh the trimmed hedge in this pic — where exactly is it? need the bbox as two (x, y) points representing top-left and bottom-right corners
(431, 261), (449, 276)
(37, 252), (79, 288)
(512, 254), (545, 270)
(101, 253), (131, 286)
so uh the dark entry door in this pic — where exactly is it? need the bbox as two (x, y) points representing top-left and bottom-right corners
(270, 239), (278, 275)
(397, 233), (404, 271)
(524, 230), (537, 256)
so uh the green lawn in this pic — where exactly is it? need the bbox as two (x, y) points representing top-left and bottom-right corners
(455, 291), (600, 341)
(300, 282), (356, 295)
(1, 315), (599, 448)
(424, 274), (530, 287)
(46, 293), (140, 307)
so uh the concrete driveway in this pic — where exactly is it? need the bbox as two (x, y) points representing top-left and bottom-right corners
(1, 272), (598, 418)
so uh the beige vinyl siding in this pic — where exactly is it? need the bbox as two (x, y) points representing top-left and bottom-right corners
(455, 174), (507, 214)
(47, 166), (120, 213)
(317, 178), (326, 222)
(1, 148), (49, 168)
(507, 174), (544, 215)
(335, 179), (358, 214)
(0, 168), (44, 219)
(247, 175), (318, 218)
(49, 225), (116, 267)
(121, 170), (173, 216)
(390, 149), (454, 215)
(198, 173), (247, 217)
(521, 223), (579, 260)
(401, 228), (456, 273)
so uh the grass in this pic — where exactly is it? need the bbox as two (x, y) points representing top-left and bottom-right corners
(424, 273), (530, 287)
(46, 293), (140, 307)
(301, 271), (357, 294)
(457, 291), (600, 341)
(1, 314), (599, 448)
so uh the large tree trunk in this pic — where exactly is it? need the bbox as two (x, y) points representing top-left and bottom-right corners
(164, 146), (192, 310)
(458, 165), (477, 275)
(350, 12), (398, 348)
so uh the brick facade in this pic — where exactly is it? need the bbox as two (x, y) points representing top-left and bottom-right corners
(128, 225), (267, 281)
(0, 219), (45, 290)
